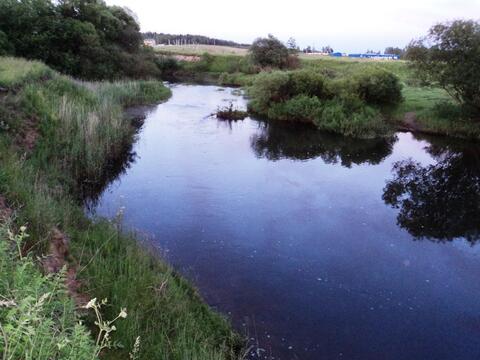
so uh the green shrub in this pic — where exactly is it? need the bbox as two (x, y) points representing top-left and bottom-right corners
(289, 70), (330, 98)
(268, 95), (323, 122)
(248, 71), (291, 113)
(315, 100), (388, 138)
(247, 66), (402, 137)
(353, 68), (403, 106)
(155, 55), (181, 76)
(249, 35), (290, 69)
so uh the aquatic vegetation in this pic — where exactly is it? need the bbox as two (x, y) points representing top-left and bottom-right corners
(216, 102), (249, 120)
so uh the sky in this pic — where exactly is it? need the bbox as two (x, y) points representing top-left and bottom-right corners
(106, 0), (480, 52)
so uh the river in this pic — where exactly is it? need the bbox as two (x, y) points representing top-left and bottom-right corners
(91, 84), (480, 360)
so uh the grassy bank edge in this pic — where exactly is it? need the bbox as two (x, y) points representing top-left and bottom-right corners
(0, 57), (243, 359)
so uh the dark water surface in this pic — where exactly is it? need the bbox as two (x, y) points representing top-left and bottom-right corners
(93, 84), (480, 360)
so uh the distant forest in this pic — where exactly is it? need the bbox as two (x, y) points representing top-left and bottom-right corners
(142, 32), (250, 47)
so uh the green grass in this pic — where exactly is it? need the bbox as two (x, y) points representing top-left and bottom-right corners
(0, 57), (53, 88)
(0, 57), (243, 359)
(395, 86), (451, 116)
(0, 222), (98, 359)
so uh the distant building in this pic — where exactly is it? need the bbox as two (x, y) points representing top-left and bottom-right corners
(348, 53), (399, 60)
(329, 52), (399, 60)
(143, 39), (156, 47)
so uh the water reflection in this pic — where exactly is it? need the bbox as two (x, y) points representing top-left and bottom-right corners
(383, 135), (480, 243)
(81, 106), (154, 207)
(251, 121), (397, 166)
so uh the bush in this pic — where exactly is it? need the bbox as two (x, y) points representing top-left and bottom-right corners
(268, 95), (323, 122)
(289, 70), (330, 99)
(247, 67), (401, 137)
(353, 68), (403, 106)
(249, 35), (290, 69)
(315, 101), (388, 138)
(248, 71), (291, 113)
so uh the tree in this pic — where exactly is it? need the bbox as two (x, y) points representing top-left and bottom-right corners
(286, 37), (299, 54)
(384, 46), (404, 58)
(0, 0), (161, 80)
(249, 34), (290, 69)
(321, 46), (333, 54)
(0, 30), (13, 55)
(406, 20), (480, 116)
(303, 46), (312, 53)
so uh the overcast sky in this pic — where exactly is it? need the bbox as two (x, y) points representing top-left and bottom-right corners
(106, 0), (479, 52)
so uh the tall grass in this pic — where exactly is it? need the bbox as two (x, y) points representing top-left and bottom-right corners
(17, 75), (171, 188)
(0, 58), (243, 359)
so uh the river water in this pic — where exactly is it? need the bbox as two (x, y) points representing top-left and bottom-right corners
(92, 84), (480, 360)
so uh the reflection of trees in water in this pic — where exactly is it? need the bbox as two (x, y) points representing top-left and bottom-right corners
(383, 135), (480, 243)
(250, 121), (397, 167)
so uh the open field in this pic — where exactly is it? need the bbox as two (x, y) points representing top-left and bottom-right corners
(155, 44), (248, 56)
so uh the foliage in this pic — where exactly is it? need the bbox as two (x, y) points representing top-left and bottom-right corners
(353, 68), (403, 106)
(314, 101), (387, 138)
(0, 30), (13, 56)
(249, 35), (292, 69)
(247, 67), (400, 137)
(155, 55), (181, 77)
(286, 37), (299, 53)
(0, 0), (161, 80)
(268, 95), (323, 122)
(0, 223), (96, 359)
(406, 20), (480, 117)
(384, 46), (405, 58)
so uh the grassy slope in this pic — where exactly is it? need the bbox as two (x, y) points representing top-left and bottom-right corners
(0, 57), (242, 359)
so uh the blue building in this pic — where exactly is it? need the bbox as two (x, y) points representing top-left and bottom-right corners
(329, 52), (399, 60)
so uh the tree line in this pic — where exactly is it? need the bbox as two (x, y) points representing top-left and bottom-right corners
(142, 32), (250, 48)
(0, 0), (162, 80)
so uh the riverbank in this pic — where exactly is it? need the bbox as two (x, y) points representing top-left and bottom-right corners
(159, 51), (480, 140)
(0, 57), (242, 359)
